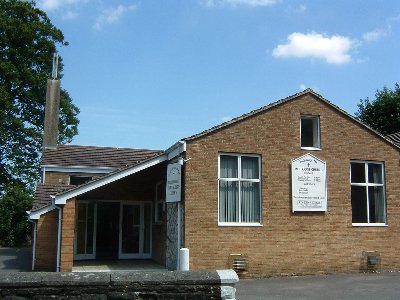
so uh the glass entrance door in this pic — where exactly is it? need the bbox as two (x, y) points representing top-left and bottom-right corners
(119, 203), (152, 259)
(74, 202), (96, 260)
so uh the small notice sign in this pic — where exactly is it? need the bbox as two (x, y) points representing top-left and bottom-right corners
(166, 163), (181, 202)
(291, 153), (327, 212)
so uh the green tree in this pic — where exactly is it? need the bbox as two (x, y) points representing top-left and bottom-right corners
(0, 0), (79, 246)
(0, 0), (79, 192)
(0, 183), (33, 247)
(355, 83), (400, 135)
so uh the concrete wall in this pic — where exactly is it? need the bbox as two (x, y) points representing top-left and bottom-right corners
(0, 270), (238, 300)
(183, 93), (400, 277)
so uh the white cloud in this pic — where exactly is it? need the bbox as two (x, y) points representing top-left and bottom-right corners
(295, 4), (306, 13)
(299, 84), (307, 91)
(37, 0), (82, 11)
(362, 15), (400, 43)
(62, 10), (79, 20)
(204, 0), (279, 8)
(362, 29), (387, 42)
(93, 5), (136, 30)
(272, 32), (355, 65)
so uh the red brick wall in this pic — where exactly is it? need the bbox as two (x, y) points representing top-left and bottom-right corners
(35, 210), (58, 271)
(184, 93), (400, 277)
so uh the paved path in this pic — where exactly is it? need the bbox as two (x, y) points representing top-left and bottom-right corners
(236, 272), (400, 300)
(0, 247), (31, 272)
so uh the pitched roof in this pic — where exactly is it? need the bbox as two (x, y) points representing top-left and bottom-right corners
(184, 89), (342, 141)
(32, 184), (75, 211)
(42, 144), (162, 169)
(386, 132), (400, 147)
(184, 88), (400, 150)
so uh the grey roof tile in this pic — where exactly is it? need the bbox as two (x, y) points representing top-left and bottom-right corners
(42, 145), (162, 169)
(32, 184), (75, 211)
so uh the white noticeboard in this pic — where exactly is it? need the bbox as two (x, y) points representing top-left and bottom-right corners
(166, 163), (181, 203)
(291, 153), (327, 212)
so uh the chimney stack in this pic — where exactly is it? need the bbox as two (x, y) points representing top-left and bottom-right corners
(43, 79), (60, 149)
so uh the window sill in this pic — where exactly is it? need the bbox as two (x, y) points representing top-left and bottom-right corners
(352, 223), (388, 227)
(301, 147), (321, 151)
(218, 222), (263, 227)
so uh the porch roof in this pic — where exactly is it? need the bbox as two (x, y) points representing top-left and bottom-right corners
(29, 141), (186, 219)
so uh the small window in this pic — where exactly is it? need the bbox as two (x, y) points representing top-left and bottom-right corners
(218, 154), (261, 225)
(155, 181), (164, 223)
(69, 176), (92, 185)
(301, 116), (320, 149)
(350, 161), (386, 225)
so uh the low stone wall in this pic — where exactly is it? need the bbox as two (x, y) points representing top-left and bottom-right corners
(0, 269), (238, 300)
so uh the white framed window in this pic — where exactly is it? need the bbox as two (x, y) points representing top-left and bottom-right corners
(350, 161), (386, 226)
(218, 153), (261, 226)
(154, 181), (164, 223)
(300, 115), (321, 150)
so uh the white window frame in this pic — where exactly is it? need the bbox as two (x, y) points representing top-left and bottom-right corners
(218, 153), (262, 226)
(350, 160), (387, 227)
(300, 115), (321, 150)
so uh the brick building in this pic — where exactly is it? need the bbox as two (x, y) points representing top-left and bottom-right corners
(28, 89), (400, 276)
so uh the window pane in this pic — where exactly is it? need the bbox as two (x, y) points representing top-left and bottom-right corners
(241, 157), (259, 179)
(240, 182), (260, 223)
(220, 155), (238, 178)
(219, 181), (239, 222)
(301, 117), (319, 148)
(368, 186), (385, 223)
(368, 163), (383, 184)
(351, 162), (365, 183)
(351, 186), (368, 223)
(301, 118), (314, 147)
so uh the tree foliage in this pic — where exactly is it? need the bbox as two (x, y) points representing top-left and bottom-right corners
(355, 83), (400, 135)
(0, 183), (33, 247)
(0, 0), (79, 192)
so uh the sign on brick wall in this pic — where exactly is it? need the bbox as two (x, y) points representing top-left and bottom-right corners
(291, 153), (327, 212)
(166, 162), (181, 202)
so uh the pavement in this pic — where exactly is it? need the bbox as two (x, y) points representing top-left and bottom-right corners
(0, 247), (31, 272)
(236, 271), (400, 300)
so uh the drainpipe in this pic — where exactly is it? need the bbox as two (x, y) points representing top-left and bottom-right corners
(27, 218), (37, 271)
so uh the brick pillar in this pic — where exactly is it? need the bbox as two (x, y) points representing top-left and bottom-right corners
(60, 198), (75, 272)
(35, 210), (59, 271)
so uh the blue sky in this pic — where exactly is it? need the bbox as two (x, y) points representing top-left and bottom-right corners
(36, 0), (400, 150)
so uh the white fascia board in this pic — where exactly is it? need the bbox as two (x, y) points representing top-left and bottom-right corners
(166, 141), (186, 160)
(54, 153), (168, 205)
(28, 203), (56, 220)
(42, 165), (116, 174)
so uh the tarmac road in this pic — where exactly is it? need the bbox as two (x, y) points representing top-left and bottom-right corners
(236, 272), (400, 300)
(0, 247), (31, 272)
